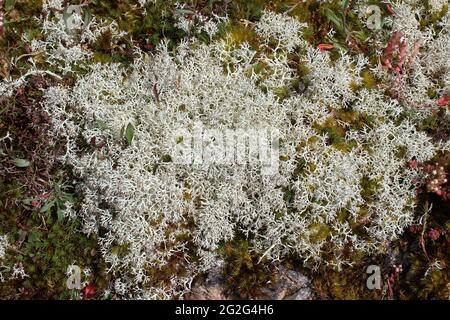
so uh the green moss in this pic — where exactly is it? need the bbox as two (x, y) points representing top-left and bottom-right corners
(225, 24), (260, 47)
(419, 4), (448, 30)
(317, 124), (346, 147)
(282, 186), (295, 203)
(229, 0), (265, 21)
(111, 243), (131, 258)
(394, 145), (408, 160)
(311, 110), (371, 152)
(297, 59), (311, 78)
(0, 0), (45, 78)
(0, 193), (102, 299)
(361, 69), (378, 89)
(293, 156), (307, 178)
(273, 86), (290, 100)
(161, 154), (173, 163)
(360, 176), (380, 202)
(219, 238), (276, 299)
(308, 223), (331, 243)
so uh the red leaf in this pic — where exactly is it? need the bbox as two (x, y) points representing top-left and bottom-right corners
(143, 43), (154, 51)
(84, 284), (95, 299)
(408, 159), (418, 169)
(436, 95), (450, 107)
(382, 31), (406, 72)
(385, 3), (395, 15)
(317, 43), (334, 51)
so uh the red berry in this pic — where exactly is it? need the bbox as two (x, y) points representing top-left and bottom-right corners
(84, 284), (95, 299)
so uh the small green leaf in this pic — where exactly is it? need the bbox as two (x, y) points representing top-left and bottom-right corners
(11, 158), (30, 168)
(326, 36), (348, 52)
(28, 230), (42, 243)
(62, 193), (75, 203)
(124, 123), (135, 145)
(62, 10), (71, 25)
(325, 9), (345, 34)
(57, 208), (65, 222)
(353, 30), (369, 42)
(342, 0), (350, 11)
(40, 200), (56, 213)
(83, 7), (92, 27)
(5, 0), (14, 12)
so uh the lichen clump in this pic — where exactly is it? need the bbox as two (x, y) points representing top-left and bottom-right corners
(1, 0), (449, 299)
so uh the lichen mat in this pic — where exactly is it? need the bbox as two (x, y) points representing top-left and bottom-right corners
(0, 0), (449, 299)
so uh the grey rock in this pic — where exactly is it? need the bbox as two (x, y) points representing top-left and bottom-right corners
(186, 266), (313, 300)
(260, 267), (313, 300)
(185, 267), (228, 300)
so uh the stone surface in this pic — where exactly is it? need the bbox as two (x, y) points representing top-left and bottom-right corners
(185, 267), (228, 300)
(260, 267), (313, 300)
(186, 266), (313, 300)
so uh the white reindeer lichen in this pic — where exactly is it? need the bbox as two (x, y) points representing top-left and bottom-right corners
(39, 6), (446, 298)
(0, 0), (442, 298)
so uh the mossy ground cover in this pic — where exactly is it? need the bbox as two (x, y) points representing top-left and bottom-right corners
(0, 0), (448, 299)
